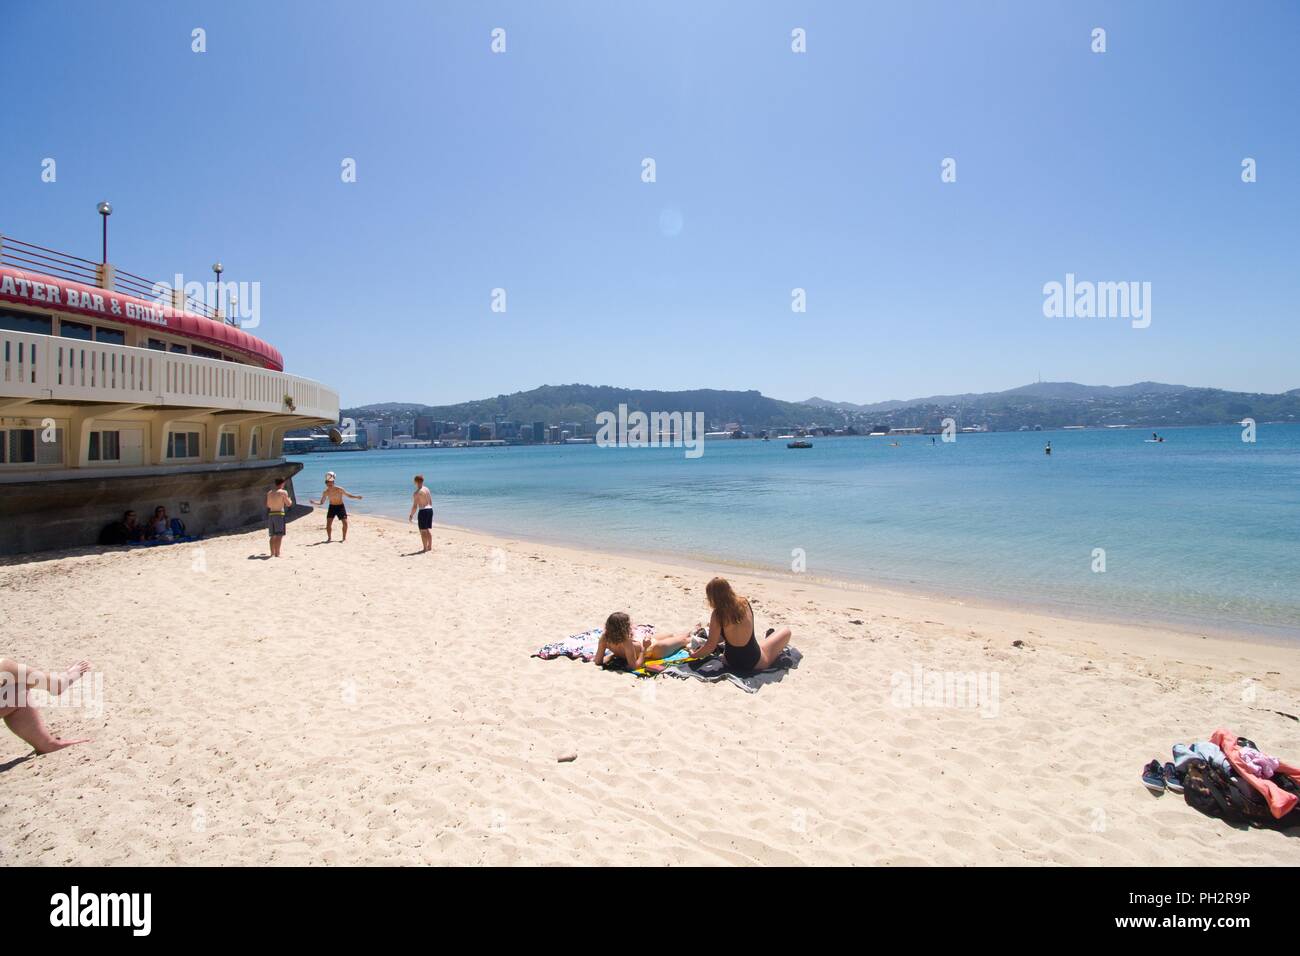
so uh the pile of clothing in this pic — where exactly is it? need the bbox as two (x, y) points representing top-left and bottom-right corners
(1143, 729), (1299, 829)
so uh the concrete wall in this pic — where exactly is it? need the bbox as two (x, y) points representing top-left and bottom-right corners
(0, 461), (305, 557)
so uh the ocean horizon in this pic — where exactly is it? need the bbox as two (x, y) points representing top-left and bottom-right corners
(291, 423), (1300, 641)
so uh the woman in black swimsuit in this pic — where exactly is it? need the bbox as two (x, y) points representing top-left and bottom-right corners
(694, 577), (793, 674)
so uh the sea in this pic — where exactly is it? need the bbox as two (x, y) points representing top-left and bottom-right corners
(291, 424), (1300, 640)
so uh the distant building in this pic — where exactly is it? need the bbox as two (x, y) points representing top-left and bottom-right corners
(533, 421), (546, 443)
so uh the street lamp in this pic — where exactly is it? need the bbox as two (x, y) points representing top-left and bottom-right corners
(212, 262), (224, 321)
(97, 201), (112, 263)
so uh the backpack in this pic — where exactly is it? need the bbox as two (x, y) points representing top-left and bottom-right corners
(1182, 762), (1300, 829)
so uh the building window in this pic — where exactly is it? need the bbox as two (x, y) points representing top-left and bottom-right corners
(250, 430), (260, 456)
(59, 321), (95, 341)
(88, 430), (121, 462)
(0, 309), (53, 336)
(3, 429), (36, 463)
(191, 345), (221, 360)
(169, 344), (188, 354)
(147, 338), (167, 351)
(218, 432), (235, 457)
(166, 431), (201, 459)
(95, 327), (125, 346)
(2, 428), (62, 465)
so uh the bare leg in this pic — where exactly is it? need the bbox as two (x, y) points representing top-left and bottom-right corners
(325, 516), (334, 542)
(756, 627), (793, 670)
(341, 518), (348, 542)
(420, 530), (432, 552)
(645, 631), (689, 660)
(3, 706), (89, 753)
(1, 658), (91, 696)
(0, 659), (93, 754)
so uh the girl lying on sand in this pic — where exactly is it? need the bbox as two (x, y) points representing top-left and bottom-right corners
(593, 612), (701, 670)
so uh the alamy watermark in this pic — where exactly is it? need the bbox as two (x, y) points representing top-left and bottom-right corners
(595, 404), (705, 459)
(150, 274), (262, 329)
(0, 670), (104, 718)
(1042, 273), (1150, 329)
(890, 664), (1000, 718)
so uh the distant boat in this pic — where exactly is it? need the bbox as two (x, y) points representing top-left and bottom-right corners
(787, 439), (813, 449)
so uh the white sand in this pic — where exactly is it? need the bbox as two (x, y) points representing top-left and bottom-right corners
(2, 514), (1297, 865)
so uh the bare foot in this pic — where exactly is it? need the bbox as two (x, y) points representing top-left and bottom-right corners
(36, 737), (91, 754)
(51, 660), (92, 694)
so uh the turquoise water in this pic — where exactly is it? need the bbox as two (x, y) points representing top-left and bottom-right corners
(292, 425), (1300, 638)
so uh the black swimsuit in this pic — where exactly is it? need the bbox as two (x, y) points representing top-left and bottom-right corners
(721, 604), (762, 673)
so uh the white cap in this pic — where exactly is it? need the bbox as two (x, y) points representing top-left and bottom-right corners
(325, 471), (336, 480)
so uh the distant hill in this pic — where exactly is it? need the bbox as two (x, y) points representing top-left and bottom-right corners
(801, 381), (1300, 430)
(345, 384), (812, 431)
(345, 381), (1300, 432)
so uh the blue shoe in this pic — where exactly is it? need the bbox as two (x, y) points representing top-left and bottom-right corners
(1142, 760), (1167, 794)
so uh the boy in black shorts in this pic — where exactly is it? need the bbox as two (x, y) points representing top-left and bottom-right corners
(311, 471), (364, 543)
(408, 474), (434, 553)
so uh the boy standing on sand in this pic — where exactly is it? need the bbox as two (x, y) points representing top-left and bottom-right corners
(408, 474), (434, 553)
(267, 478), (293, 557)
(311, 471), (363, 543)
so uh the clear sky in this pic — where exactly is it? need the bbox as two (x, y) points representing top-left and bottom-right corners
(3, 1), (1296, 407)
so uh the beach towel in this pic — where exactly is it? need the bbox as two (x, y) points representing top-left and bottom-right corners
(535, 626), (800, 690)
(662, 646), (802, 694)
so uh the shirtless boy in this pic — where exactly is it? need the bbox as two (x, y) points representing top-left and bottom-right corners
(408, 474), (434, 553)
(310, 471), (363, 542)
(266, 477), (293, 557)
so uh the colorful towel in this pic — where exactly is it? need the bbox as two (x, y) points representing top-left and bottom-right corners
(533, 625), (709, 676)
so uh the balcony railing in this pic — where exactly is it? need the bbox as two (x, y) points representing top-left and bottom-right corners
(1, 329), (338, 423)
(0, 234), (221, 321)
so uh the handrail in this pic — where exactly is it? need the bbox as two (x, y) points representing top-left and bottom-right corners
(1, 232), (223, 322)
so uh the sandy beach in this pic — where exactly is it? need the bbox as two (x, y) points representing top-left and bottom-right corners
(2, 513), (1297, 866)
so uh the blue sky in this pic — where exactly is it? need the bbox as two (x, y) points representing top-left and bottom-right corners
(3, 1), (1296, 406)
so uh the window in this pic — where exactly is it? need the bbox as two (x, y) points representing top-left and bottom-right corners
(88, 430), (121, 462)
(191, 345), (221, 360)
(2, 428), (61, 465)
(250, 430), (260, 456)
(0, 309), (53, 336)
(147, 339), (167, 351)
(166, 431), (201, 459)
(218, 432), (236, 457)
(59, 321), (94, 341)
(3, 429), (35, 463)
(169, 344), (188, 354)
(95, 327), (125, 346)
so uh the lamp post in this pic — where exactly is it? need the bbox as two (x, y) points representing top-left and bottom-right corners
(212, 262), (223, 322)
(97, 201), (112, 263)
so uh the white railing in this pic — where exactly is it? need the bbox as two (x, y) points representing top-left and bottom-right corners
(0, 329), (339, 422)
